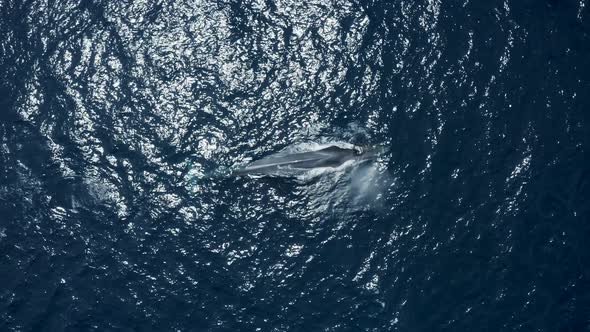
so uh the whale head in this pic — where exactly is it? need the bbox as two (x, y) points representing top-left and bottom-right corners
(353, 145), (386, 161)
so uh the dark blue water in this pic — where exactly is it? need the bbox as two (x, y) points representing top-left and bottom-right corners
(1, 0), (589, 330)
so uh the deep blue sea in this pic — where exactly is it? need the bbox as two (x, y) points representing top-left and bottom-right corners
(1, 0), (589, 331)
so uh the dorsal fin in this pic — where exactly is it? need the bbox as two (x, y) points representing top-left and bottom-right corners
(319, 145), (346, 153)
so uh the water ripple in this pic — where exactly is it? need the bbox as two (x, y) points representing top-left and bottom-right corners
(1, 0), (588, 330)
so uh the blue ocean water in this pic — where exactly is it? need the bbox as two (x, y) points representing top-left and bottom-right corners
(1, 0), (589, 330)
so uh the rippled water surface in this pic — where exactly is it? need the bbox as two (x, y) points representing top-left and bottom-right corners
(1, 0), (589, 330)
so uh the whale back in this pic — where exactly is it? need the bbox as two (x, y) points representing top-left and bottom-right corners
(234, 145), (359, 176)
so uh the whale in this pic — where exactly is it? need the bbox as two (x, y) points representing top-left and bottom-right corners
(233, 145), (380, 176)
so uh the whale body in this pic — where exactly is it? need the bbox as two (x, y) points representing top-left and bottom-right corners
(233, 145), (378, 176)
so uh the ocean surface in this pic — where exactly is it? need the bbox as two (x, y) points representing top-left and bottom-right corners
(1, 0), (589, 331)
